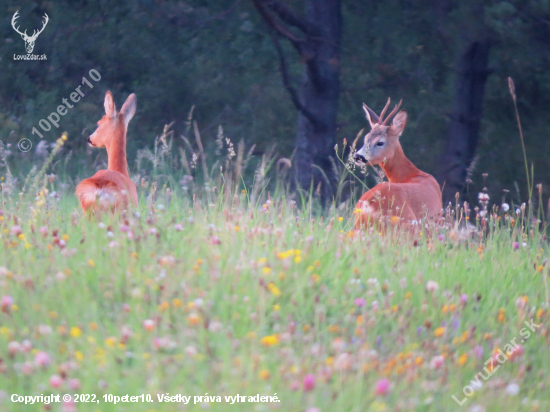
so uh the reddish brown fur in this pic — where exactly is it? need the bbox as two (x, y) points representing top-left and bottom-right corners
(75, 91), (138, 214)
(354, 99), (442, 228)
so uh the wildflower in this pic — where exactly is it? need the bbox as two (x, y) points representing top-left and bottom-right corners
(513, 241), (519, 250)
(259, 369), (270, 380)
(1, 295), (14, 313)
(260, 334), (279, 346)
(49, 374), (63, 388)
(153, 336), (176, 350)
(187, 313), (201, 326)
(501, 203), (510, 212)
(303, 374), (315, 391)
(430, 355), (444, 369)
(354, 297), (366, 307)
(334, 352), (351, 371)
(508, 344), (524, 360)
(434, 327), (445, 338)
(208, 321), (223, 332)
(158, 301), (169, 312)
(375, 378), (390, 396)
(185, 345), (198, 357)
(143, 319), (155, 331)
(8, 341), (21, 356)
(457, 353), (468, 366)
(211, 236), (221, 245)
(497, 308), (506, 323)
(262, 267), (272, 275)
(478, 192), (489, 202)
(426, 281), (439, 292)
(267, 282), (281, 297)
(11, 225), (22, 236)
(172, 298), (182, 308)
(70, 327), (82, 338)
(87, 259), (95, 267)
(104, 337), (117, 348)
(505, 383), (520, 396)
(34, 351), (51, 367)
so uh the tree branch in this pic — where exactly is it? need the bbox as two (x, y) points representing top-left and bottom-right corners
(251, 0), (305, 53)
(269, 31), (318, 124)
(266, 0), (312, 34)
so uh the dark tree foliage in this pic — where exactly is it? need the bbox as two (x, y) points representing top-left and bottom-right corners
(1, 0), (550, 208)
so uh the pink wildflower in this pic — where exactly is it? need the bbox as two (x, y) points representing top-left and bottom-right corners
(49, 374), (63, 388)
(34, 351), (51, 367)
(375, 378), (390, 395)
(303, 374), (316, 392)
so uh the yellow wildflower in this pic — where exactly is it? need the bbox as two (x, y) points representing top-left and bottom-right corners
(260, 334), (279, 346)
(434, 327), (445, 337)
(267, 282), (281, 297)
(70, 327), (82, 338)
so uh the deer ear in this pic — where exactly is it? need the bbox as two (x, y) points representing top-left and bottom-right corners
(363, 103), (379, 128)
(391, 110), (407, 137)
(120, 93), (137, 126)
(104, 91), (116, 118)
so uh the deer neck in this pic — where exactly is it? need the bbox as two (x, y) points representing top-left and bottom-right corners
(106, 126), (129, 177)
(379, 141), (421, 183)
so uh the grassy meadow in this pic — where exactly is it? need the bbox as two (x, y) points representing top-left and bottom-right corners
(1, 135), (550, 412)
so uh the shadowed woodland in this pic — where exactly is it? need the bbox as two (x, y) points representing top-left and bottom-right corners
(2, 0), (550, 207)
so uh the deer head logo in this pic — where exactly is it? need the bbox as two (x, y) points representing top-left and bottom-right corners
(11, 10), (49, 54)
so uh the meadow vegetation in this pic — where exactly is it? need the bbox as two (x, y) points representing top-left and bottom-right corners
(1, 131), (549, 412)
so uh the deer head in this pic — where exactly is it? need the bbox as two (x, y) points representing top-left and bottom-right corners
(88, 91), (136, 149)
(354, 98), (407, 166)
(11, 11), (49, 54)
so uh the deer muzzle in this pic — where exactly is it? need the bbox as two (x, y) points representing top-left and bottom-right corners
(354, 146), (368, 165)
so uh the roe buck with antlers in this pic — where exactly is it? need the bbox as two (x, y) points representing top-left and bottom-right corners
(353, 98), (442, 228)
(76, 91), (138, 214)
(11, 10), (49, 54)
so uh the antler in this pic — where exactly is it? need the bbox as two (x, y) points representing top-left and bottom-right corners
(11, 11), (27, 37)
(378, 98), (391, 124)
(28, 13), (49, 40)
(380, 98), (403, 126)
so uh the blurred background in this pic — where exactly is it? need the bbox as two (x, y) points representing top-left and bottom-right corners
(1, 0), (550, 207)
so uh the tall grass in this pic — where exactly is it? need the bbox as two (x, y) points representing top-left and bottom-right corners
(0, 113), (548, 412)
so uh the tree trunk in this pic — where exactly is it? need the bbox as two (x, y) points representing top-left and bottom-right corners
(438, 40), (491, 204)
(293, 0), (341, 199)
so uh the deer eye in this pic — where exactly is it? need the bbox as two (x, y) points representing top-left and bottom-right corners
(376, 141), (384, 147)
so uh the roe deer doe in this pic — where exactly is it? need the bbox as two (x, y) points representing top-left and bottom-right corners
(75, 91), (138, 213)
(353, 98), (442, 228)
